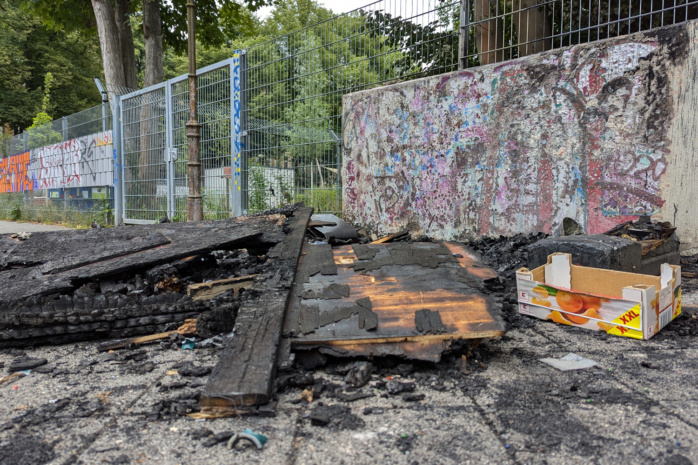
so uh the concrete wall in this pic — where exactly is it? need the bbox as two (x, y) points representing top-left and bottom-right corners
(342, 21), (698, 251)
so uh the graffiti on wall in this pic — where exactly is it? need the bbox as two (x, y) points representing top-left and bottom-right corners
(0, 131), (113, 193)
(343, 27), (688, 240)
(0, 152), (33, 193)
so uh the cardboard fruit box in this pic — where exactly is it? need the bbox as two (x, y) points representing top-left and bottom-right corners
(516, 253), (681, 340)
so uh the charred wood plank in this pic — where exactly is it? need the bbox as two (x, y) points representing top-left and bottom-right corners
(187, 275), (258, 301)
(201, 206), (313, 409)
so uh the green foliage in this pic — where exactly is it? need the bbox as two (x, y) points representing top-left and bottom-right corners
(0, 124), (13, 157)
(0, 0), (103, 132)
(26, 72), (63, 148)
(297, 188), (341, 214)
(202, 188), (232, 220)
(249, 167), (269, 212)
(9, 204), (22, 221)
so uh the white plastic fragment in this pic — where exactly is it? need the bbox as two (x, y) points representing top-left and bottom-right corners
(539, 353), (599, 371)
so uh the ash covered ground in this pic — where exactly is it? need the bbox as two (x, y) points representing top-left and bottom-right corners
(1, 231), (697, 465)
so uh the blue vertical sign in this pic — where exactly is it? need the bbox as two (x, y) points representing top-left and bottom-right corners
(230, 51), (242, 216)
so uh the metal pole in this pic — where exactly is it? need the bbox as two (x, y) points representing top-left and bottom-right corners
(113, 95), (123, 226)
(186, 0), (202, 221)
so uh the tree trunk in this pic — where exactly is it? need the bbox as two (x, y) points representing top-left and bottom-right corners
(474, 0), (504, 65)
(138, 0), (165, 211)
(114, 0), (138, 91)
(514, 0), (552, 58)
(142, 0), (164, 87)
(91, 0), (126, 95)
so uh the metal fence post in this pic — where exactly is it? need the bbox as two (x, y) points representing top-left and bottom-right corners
(113, 95), (124, 226)
(230, 51), (244, 217)
(23, 132), (27, 151)
(460, 0), (469, 69)
(165, 80), (175, 220)
(239, 50), (248, 214)
(61, 117), (68, 141)
(102, 102), (108, 133)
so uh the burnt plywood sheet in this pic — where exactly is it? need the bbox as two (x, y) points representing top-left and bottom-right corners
(288, 241), (505, 347)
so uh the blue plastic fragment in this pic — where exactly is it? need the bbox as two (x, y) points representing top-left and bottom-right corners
(181, 338), (196, 350)
(227, 429), (267, 450)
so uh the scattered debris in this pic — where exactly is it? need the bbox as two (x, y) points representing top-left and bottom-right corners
(371, 230), (410, 244)
(307, 214), (359, 244)
(385, 380), (415, 395)
(539, 353), (599, 371)
(344, 361), (373, 389)
(335, 391), (374, 402)
(9, 232), (32, 241)
(555, 217), (586, 237)
(181, 338), (196, 350)
(0, 372), (25, 385)
(203, 431), (235, 448)
(8, 356), (47, 372)
(97, 319), (198, 351)
(301, 387), (315, 403)
(187, 275), (258, 301)
(309, 404), (365, 429)
(227, 429), (267, 450)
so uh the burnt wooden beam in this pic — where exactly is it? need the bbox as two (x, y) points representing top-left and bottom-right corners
(201, 206), (313, 409)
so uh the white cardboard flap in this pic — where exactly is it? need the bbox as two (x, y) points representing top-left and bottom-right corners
(545, 254), (571, 289)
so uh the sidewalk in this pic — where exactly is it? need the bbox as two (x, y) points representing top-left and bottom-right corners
(0, 220), (72, 234)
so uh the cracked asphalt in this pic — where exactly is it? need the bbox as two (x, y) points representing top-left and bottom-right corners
(0, 300), (696, 464)
(0, 220), (696, 464)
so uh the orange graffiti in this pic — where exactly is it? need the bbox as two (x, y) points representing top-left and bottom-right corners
(0, 152), (33, 193)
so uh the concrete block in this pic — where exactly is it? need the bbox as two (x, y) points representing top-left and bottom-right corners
(527, 235), (643, 273)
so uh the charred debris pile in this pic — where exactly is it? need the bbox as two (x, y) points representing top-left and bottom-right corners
(0, 208), (299, 347)
(0, 210), (694, 416)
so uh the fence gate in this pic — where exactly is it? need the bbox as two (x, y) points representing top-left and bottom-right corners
(119, 54), (243, 223)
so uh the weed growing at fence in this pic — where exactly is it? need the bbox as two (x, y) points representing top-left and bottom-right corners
(203, 188), (232, 221)
(249, 167), (269, 212)
(0, 192), (114, 228)
(297, 188), (341, 215)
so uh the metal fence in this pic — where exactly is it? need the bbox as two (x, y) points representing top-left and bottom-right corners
(460, 0), (698, 67)
(0, 103), (115, 225)
(241, 0), (461, 215)
(119, 56), (240, 223)
(3, 0), (697, 225)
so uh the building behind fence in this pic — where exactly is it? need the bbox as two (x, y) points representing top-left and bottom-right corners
(1, 0), (696, 225)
